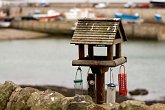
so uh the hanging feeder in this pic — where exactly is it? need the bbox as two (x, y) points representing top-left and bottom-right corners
(74, 66), (83, 96)
(118, 65), (127, 96)
(87, 67), (95, 98)
(106, 68), (116, 104)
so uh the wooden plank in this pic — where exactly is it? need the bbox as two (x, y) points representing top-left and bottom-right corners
(114, 57), (127, 66)
(71, 39), (114, 44)
(78, 19), (120, 22)
(116, 43), (121, 58)
(76, 24), (119, 28)
(119, 21), (127, 41)
(70, 41), (113, 45)
(72, 57), (127, 67)
(78, 44), (84, 60)
(75, 27), (117, 32)
(107, 45), (113, 60)
(74, 31), (117, 35)
(72, 35), (115, 38)
(88, 45), (94, 59)
(113, 39), (123, 44)
(73, 34), (116, 37)
(74, 30), (117, 33)
(76, 25), (118, 29)
(72, 38), (114, 41)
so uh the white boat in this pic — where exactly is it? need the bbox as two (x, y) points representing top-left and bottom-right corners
(0, 11), (12, 27)
(64, 8), (96, 20)
(0, 21), (10, 27)
(32, 10), (62, 20)
(0, 18), (12, 28)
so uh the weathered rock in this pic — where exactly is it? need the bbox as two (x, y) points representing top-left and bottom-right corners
(27, 89), (65, 110)
(61, 97), (74, 110)
(129, 89), (149, 96)
(1, 81), (165, 110)
(6, 87), (39, 110)
(0, 81), (18, 110)
(149, 103), (165, 110)
(73, 95), (93, 103)
(87, 104), (106, 110)
(66, 95), (120, 110)
(88, 103), (119, 110)
(67, 102), (91, 110)
(119, 100), (149, 110)
(67, 95), (93, 110)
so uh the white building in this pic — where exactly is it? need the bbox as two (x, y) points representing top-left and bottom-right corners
(0, 0), (27, 7)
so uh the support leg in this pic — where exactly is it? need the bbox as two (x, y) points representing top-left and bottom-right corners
(96, 72), (105, 104)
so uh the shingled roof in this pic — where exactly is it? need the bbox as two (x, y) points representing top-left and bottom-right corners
(71, 18), (127, 45)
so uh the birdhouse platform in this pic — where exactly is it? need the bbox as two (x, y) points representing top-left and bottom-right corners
(72, 56), (127, 67)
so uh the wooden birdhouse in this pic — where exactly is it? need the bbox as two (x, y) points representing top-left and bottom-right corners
(71, 18), (127, 104)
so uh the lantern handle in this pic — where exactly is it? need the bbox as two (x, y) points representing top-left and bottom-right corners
(119, 65), (126, 74)
(75, 66), (82, 80)
(110, 68), (114, 84)
(87, 67), (90, 74)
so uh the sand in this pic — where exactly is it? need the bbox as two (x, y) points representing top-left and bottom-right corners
(0, 28), (49, 40)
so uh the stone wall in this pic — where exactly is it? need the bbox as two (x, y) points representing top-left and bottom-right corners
(0, 81), (165, 110)
(11, 21), (74, 35)
(11, 21), (165, 40)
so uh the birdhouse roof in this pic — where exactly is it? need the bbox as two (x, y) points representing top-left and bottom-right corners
(71, 18), (127, 45)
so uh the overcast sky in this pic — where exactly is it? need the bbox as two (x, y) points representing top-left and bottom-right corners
(46, 0), (165, 3)
(1, 0), (164, 3)
(25, 0), (161, 3)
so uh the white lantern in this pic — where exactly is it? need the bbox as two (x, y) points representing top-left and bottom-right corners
(106, 83), (116, 104)
(74, 67), (83, 96)
(106, 68), (116, 104)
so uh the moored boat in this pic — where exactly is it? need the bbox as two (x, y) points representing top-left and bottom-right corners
(64, 8), (95, 20)
(150, 0), (165, 7)
(0, 17), (13, 28)
(114, 12), (143, 23)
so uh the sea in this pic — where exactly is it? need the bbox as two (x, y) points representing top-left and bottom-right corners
(0, 37), (165, 101)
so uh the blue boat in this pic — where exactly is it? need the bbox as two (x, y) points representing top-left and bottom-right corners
(114, 12), (140, 21)
(154, 14), (162, 21)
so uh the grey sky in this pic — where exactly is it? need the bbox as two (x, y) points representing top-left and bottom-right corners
(27, 0), (154, 3)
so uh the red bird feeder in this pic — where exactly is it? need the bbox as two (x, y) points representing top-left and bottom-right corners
(118, 65), (127, 96)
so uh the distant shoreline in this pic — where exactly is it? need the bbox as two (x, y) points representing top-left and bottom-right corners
(0, 28), (50, 40)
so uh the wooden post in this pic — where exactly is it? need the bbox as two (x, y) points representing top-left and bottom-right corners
(107, 45), (113, 60)
(96, 71), (105, 104)
(116, 43), (121, 58)
(87, 45), (95, 100)
(91, 67), (109, 104)
(78, 44), (84, 60)
(88, 45), (94, 59)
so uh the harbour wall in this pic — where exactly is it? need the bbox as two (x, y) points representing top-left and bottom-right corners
(11, 21), (75, 35)
(10, 21), (165, 40)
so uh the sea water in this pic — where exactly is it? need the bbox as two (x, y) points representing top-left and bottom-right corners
(0, 38), (164, 101)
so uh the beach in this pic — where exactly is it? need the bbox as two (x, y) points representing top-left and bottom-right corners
(0, 28), (49, 40)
